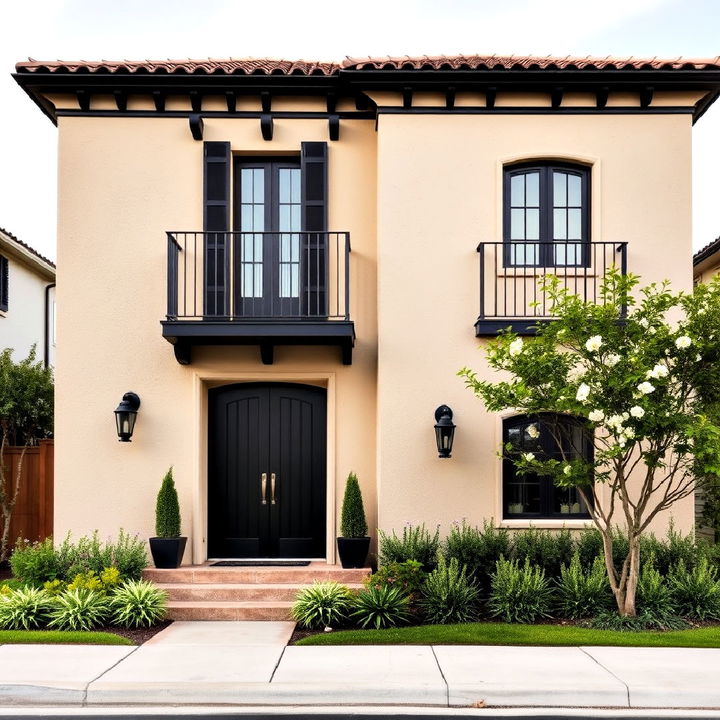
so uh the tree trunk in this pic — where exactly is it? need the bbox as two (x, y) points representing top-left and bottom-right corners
(620, 536), (641, 616)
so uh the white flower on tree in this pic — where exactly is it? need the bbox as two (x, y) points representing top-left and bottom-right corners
(588, 409), (605, 422)
(563, 464), (572, 475)
(637, 381), (656, 394)
(576, 383), (591, 402)
(675, 335), (692, 349)
(646, 363), (669, 379)
(605, 353), (621, 367)
(526, 424), (540, 439)
(630, 405), (645, 418)
(523, 452), (535, 462)
(585, 335), (603, 352)
(508, 338), (524, 356)
(567, 365), (586, 382)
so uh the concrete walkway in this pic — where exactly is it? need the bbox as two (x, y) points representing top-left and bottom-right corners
(1, 622), (719, 709)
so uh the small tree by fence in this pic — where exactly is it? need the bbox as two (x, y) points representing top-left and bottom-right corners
(0, 346), (54, 562)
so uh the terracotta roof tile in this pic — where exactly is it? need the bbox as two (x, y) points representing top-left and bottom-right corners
(15, 54), (720, 76)
(0, 226), (55, 269)
(15, 57), (340, 76)
(342, 54), (720, 71)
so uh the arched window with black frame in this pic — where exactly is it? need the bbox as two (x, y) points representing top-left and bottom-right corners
(503, 413), (593, 519)
(503, 161), (590, 268)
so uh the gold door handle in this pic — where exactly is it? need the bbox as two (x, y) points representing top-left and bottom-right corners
(261, 473), (267, 505)
(271, 473), (277, 505)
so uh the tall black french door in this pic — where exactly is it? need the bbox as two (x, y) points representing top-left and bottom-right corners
(208, 383), (327, 558)
(234, 159), (302, 317)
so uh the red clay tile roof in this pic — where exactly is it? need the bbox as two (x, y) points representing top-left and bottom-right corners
(0, 226), (55, 269)
(15, 54), (720, 76)
(15, 58), (340, 76)
(694, 236), (720, 266)
(342, 54), (720, 71)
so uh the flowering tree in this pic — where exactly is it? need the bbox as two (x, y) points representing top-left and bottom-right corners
(459, 270), (720, 616)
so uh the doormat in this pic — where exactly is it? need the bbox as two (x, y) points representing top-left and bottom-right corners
(209, 560), (311, 567)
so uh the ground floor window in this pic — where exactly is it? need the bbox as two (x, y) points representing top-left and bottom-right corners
(503, 413), (592, 519)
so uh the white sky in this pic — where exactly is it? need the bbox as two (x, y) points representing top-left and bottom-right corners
(0, 0), (719, 261)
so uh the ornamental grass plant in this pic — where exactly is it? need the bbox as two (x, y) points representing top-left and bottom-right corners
(291, 581), (353, 630)
(378, 523), (440, 571)
(351, 585), (411, 629)
(420, 555), (480, 624)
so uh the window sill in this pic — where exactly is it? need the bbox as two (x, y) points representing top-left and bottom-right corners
(496, 270), (599, 279)
(500, 519), (594, 530)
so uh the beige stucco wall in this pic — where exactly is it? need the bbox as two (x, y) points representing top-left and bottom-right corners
(0, 253), (55, 367)
(375, 111), (695, 538)
(53, 97), (699, 559)
(55, 115), (377, 561)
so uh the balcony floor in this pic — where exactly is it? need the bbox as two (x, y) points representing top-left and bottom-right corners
(161, 319), (355, 365)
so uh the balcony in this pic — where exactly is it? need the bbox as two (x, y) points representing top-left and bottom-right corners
(161, 231), (354, 365)
(475, 241), (628, 336)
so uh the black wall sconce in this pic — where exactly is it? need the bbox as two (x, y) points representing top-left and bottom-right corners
(115, 392), (141, 442)
(434, 405), (456, 458)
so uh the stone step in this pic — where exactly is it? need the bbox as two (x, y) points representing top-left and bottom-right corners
(158, 582), (366, 602)
(166, 600), (294, 621)
(144, 564), (370, 585)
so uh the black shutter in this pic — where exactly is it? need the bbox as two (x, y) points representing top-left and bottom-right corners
(203, 141), (231, 316)
(301, 142), (327, 316)
(0, 255), (8, 312)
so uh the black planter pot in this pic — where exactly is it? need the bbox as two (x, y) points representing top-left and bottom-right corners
(149, 537), (187, 569)
(337, 536), (370, 569)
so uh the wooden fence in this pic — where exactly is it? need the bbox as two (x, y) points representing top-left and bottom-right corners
(4, 440), (53, 544)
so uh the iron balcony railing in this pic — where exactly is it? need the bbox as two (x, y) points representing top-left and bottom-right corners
(476, 241), (628, 332)
(166, 231), (351, 322)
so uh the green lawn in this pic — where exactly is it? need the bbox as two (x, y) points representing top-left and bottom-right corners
(296, 622), (720, 648)
(0, 630), (132, 645)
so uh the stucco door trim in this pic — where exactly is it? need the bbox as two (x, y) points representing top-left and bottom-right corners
(192, 371), (337, 564)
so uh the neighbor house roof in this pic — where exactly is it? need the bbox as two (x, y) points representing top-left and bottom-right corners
(0, 227), (55, 280)
(14, 54), (720, 76)
(694, 236), (720, 267)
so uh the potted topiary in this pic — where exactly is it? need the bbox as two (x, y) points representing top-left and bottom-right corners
(337, 472), (370, 569)
(149, 467), (187, 569)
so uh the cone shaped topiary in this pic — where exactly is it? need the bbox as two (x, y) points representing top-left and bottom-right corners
(155, 467), (181, 538)
(340, 472), (368, 538)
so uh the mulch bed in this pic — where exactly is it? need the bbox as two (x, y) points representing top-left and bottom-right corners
(100, 619), (173, 644)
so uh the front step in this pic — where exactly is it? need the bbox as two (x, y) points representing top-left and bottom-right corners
(144, 562), (371, 621)
(167, 600), (295, 621)
(158, 582), (366, 602)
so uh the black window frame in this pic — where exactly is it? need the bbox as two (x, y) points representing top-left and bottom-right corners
(502, 413), (593, 520)
(503, 161), (591, 269)
(0, 254), (8, 312)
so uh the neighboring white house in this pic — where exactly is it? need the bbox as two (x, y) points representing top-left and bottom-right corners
(0, 227), (56, 368)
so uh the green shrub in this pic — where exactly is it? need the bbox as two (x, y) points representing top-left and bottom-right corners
(47, 588), (110, 631)
(556, 552), (611, 619)
(110, 580), (168, 628)
(42, 579), (66, 596)
(379, 524), (440, 571)
(576, 528), (604, 570)
(590, 610), (689, 631)
(668, 557), (720, 620)
(420, 555), (479, 624)
(0, 586), (52, 630)
(10, 538), (62, 586)
(488, 557), (553, 623)
(351, 585), (411, 629)
(67, 570), (105, 593)
(444, 520), (510, 593)
(367, 560), (427, 603)
(641, 525), (704, 576)
(156, 467), (181, 538)
(510, 528), (574, 578)
(56, 531), (147, 581)
(291, 582), (353, 630)
(340, 472), (368, 538)
(637, 555), (674, 617)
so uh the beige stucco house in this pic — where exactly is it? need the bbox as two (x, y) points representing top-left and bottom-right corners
(0, 226), (55, 368)
(13, 54), (720, 568)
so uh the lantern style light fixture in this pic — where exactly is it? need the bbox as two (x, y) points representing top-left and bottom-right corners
(434, 405), (456, 458)
(114, 392), (141, 442)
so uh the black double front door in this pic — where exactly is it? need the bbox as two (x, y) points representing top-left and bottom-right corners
(208, 383), (327, 558)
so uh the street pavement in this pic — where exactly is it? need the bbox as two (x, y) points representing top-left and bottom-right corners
(0, 621), (719, 709)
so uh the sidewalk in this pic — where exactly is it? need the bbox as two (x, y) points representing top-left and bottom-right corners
(1, 621), (719, 709)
